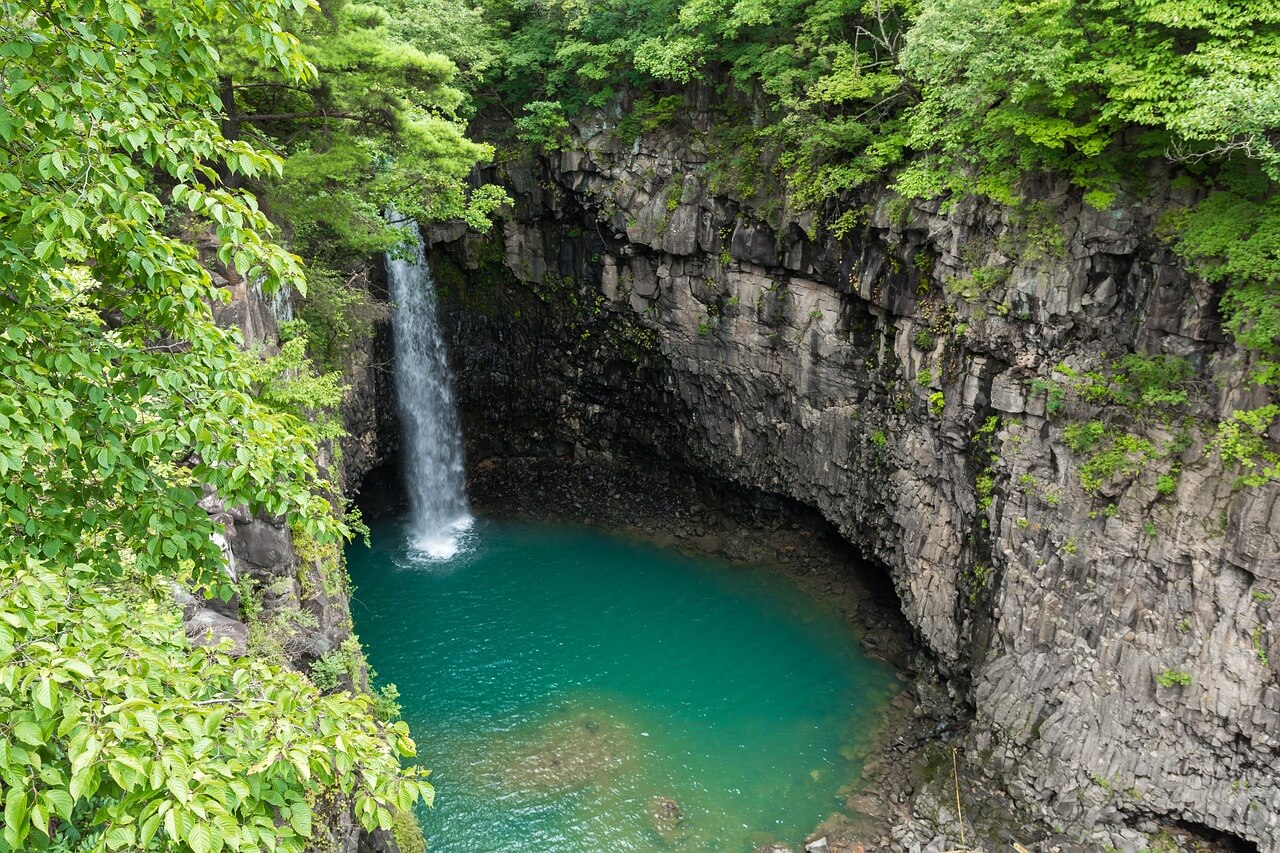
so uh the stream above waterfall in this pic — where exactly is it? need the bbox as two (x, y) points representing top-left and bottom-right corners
(347, 514), (900, 852)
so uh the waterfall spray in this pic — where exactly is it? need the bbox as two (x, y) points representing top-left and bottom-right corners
(386, 214), (472, 559)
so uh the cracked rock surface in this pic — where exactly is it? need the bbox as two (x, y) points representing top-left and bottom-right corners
(430, 104), (1279, 848)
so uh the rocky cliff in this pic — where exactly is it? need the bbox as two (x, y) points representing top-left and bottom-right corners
(189, 252), (405, 853)
(429, 98), (1280, 850)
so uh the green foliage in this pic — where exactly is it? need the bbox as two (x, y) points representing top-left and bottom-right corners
(1210, 405), (1280, 486)
(1062, 420), (1161, 493)
(373, 0), (501, 84)
(311, 648), (356, 692)
(373, 683), (405, 722)
(1155, 669), (1192, 688)
(294, 268), (391, 371)
(1030, 377), (1066, 416)
(1066, 355), (1194, 413)
(390, 806), (428, 853)
(223, 0), (510, 266)
(1062, 421), (1107, 454)
(975, 473), (995, 513)
(617, 94), (685, 141)
(1171, 174), (1280, 385)
(513, 100), (572, 149)
(870, 430), (888, 448)
(928, 391), (945, 418)
(899, 0), (1280, 199)
(0, 559), (430, 852)
(478, 0), (913, 205)
(246, 335), (348, 444)
(0, 3), (441, 848)
(0, 0), (346, 599)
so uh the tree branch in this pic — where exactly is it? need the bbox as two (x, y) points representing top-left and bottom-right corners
(237, 110), (393, 130)
(232, 82), (317, 97)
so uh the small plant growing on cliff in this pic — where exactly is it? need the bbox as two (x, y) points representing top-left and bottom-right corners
(975, 473), (996, 513)
(918, 366), (934, 386)
(1253, 626), (1270, 666)
(915, 329), (936, 350)
(1211, 405), (1280, 487)
(1155, 473), (1178, 496)
(697, 318), (712, 337)
(871, 430), (888, 449)
(1062, 537), (1078, 555)
(1177, 617), (1193, 633)
(1030, 377), (1066, 416)
(928, 391), (945, 418)
(1253, 590), (1274, 602)
(311, 648), (353, 692)
(968, 564), (993, 602)
(1155, 669), (1193, 688)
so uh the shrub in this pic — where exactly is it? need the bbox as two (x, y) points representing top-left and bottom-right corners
(0, 559), (430, 851)
(1063, 421), (1107, 453)
(1155, 669), (1192, 688)
(295, 267), (391, 372)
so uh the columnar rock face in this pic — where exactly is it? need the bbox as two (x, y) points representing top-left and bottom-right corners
(433, 106), (1279, 848)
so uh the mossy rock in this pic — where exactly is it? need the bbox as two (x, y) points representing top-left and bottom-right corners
(390, 806), (427, 853)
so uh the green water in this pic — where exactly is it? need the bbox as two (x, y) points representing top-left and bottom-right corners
(347, 516), (898, 852)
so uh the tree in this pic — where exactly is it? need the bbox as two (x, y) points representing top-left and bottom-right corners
(0, 0), (430, 846)
(218, 0), (508, 266)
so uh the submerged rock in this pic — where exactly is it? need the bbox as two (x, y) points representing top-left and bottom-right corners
(472, 701), (642, 794)
(645, 795), (685, 844)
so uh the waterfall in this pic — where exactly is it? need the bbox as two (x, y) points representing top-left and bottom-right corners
(386, 215), (472, 560)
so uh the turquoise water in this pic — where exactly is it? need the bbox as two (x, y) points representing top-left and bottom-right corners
(347, 516), (897, 852)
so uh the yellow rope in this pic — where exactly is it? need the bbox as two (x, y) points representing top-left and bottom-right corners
(952, 746), (966, 850)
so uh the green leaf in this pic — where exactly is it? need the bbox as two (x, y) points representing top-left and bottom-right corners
(4, 787), (29, 841)
(13, 720), (41, 746)
(289, 802), (312, 837)
(188, 821), (212, 853)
